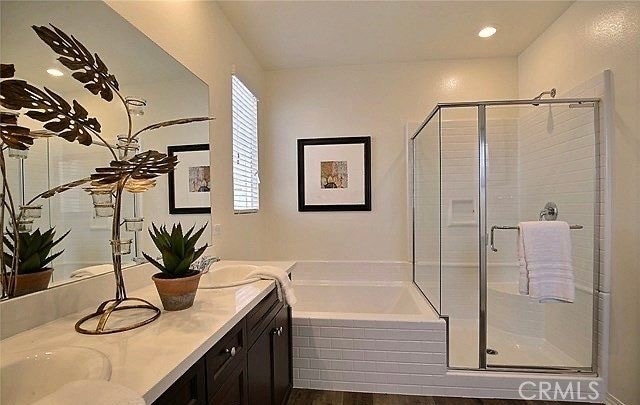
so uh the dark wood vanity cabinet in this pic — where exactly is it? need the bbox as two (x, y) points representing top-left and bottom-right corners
(154, 358), (207, 405)
(153, 289), (292, 405)
(271, 306), (292, 405)
(247, 305), (292, 405)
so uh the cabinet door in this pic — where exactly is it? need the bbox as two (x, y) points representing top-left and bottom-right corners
(272, 306), (292, 405)
(153, 358), (206, 405)
(247, 318), (274, 405)
(209, 362), (247, 405)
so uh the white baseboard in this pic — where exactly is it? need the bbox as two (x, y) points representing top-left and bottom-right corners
(606, 393), (626, 405)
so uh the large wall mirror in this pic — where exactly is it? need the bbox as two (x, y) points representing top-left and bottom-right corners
(1, 1), (211, 294)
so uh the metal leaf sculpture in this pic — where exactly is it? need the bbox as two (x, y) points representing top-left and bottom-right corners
(1, 63), (15, 79)
(0, 64), (33, 150)
(0, 80), (100, 146)
(124, 178), (157, 193)
(132, 117), (214, 139)
(0, 112), (33, 151)
(33, 24), (119, 102)
(39, 177), (93, 199)
(91, 150), (178, 186)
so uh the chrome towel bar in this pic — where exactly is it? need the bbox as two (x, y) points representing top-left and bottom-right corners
(490, 224), (583, 252)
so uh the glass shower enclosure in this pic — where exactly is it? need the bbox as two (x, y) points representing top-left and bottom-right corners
(412, 96), (601, 373)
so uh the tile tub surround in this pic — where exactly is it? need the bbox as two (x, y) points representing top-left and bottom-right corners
(292, 316), (447, 393)
(0, 261), (295, 403)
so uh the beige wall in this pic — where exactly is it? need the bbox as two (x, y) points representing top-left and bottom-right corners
(106, 3), (637, 400)
(263, 58), (518, 261)
(106, 0), (267, 259)
(518, 2), (640, 403)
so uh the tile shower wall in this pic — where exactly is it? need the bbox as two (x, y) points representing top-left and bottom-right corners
(516, 73), (606, 367)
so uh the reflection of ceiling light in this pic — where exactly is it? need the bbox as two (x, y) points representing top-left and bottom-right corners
(46, 68), (63, 77)
(478, 26), (497, 38)
(444, 77), (459, 90)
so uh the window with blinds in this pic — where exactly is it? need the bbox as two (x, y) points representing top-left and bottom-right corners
(232, 75), (259, 213)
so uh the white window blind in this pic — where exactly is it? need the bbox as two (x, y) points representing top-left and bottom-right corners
(232, 75), (259, 213)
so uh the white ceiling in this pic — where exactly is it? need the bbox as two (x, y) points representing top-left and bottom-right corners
(218, 1), (573, 71)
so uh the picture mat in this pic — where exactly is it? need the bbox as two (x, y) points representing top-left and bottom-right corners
(303, 143), (365, 205)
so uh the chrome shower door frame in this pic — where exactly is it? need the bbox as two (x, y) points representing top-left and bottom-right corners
(412, 96), (602, 374)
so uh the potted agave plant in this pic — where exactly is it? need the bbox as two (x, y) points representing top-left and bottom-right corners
(2, 228), (69, 296)
(143, 223), (208, 311)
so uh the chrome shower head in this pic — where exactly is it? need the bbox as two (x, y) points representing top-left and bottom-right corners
(532, 88), (557, 106)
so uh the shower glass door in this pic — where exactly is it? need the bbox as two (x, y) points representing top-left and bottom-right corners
(438, 106), (480, 369)
(484, 103), (598, 370)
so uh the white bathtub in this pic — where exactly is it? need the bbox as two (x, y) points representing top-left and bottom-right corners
(292, 281), (436, 319)
(290, 262), (445, 394)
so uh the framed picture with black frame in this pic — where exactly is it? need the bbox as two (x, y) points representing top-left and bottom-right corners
(167, 144), (211, 214)
(297, 136), (371, 212)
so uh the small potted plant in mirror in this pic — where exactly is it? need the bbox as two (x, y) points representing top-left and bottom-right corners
(143, 223), (208, 311)
(2, 228), (69, 296)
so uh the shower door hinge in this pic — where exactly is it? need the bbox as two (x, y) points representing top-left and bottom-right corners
(569, 102), (595, 108)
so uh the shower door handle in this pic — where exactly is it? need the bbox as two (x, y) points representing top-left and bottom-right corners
(490, 226), (498, 252)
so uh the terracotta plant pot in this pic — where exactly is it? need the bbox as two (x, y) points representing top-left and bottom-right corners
(152, 270), (202, 311)
(2, 268), (54, 297)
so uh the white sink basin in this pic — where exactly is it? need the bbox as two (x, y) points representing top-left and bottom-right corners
(1, 346), (111, 405)
(199, 264), (261, 289)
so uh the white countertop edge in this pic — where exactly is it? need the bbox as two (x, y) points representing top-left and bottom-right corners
(143, 282), (275, 403)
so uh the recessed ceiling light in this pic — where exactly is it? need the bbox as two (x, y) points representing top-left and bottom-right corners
(478, 26), (497, 38)
(46, 68), (64, 77)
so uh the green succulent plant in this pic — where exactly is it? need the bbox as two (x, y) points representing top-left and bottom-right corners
(143, 223), (208, 278)
(3, 228), (69, 274)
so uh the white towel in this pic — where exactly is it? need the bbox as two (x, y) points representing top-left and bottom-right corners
(245, 266), (297, 306)
(518, 221), (574, 303)
(32, 380), (145, 405)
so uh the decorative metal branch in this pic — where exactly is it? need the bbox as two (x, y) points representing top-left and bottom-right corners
(130, 117), (213, 141)
(2, 23), (213, 335)
(27, 177), (93, 205)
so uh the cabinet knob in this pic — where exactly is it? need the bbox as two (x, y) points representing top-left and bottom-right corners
(225, 346), (236, 357)
(277, 326), (283, 336)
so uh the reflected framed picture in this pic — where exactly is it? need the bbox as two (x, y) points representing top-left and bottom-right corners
(297, 136), (371, 211)
(167, 144), (211, 214)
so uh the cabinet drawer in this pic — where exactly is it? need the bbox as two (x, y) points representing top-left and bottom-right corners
(206, 320), (246, 396)
(246, 289), (282, 347)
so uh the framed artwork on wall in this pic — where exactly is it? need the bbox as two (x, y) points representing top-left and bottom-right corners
(167, 144), (211, 214)
(297, 136), (371, 212)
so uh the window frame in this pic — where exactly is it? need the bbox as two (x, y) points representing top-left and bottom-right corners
(231, 74), (259, 214)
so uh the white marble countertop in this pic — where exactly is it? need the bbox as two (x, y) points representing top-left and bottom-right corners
(0, 260), (296, 404)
